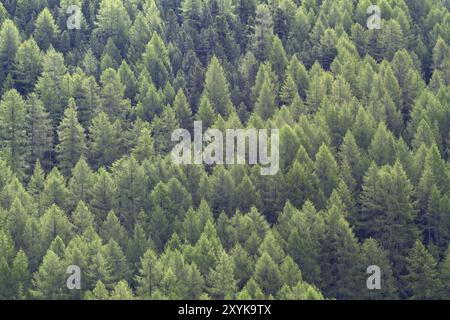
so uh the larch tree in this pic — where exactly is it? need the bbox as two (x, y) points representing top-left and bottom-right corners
(56, 100), (87, 176)
(203, 56), (233, 117)
(405, 240), (443, 299)
(13, 38), (42, 94)
(0, 19), (21, 87)
(33, 8), (60, 51)
(0, 89), (27, 176)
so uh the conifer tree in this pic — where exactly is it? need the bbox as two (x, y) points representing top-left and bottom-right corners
(35, 48), (68, 126)
(0, 19), (21, 86)
(254, 252), (282, 296)
(360, 238), (397, 299)
(254, 76), (276, 120)
(31, 250), (67, 299)
(95, 0), (131, 55)
(26, 94), (53, 171)
(40, 168), (71, 212)
(208, 251), (237, 299)
(319, 203), (362, 299)
(405, 240), (442, 299)
(89, 112), (122, 169)
(203, 56), (233, 117)
(251, 4), (273, 61)
(57, 100), (87, 176)
(34, 8), (60, 51)
(0, 89), (27, 175)
(14, 38), (41, 94)
(315, 144), (340, 198)
(143, 33), (170, 90)
(359, 162), (419, 279)
(100, 68), (129, 120)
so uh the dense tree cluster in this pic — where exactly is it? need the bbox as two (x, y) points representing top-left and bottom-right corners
(0, 0), (449, 300)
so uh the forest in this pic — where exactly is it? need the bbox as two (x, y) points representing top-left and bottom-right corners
(0, 0), (449, 300)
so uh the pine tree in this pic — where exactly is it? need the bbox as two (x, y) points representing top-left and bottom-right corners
(22, 216), (43, 271)
(280, 74), (299, 106)
(40, 204), (73, 249)
(111, 156), (147, 230)
(315, 144), (340, 198)
(72, 201), (95, 233)
(207, 251), (237, 299)
(360, 238), (397, 299)
(110, 280), (134, 300)
(143, 33), (170, 89)
(88, 112), (122, 169)
(432, 37), (449, 71)
(203, 56), (233, 117)
(84, 281), (110, 300)
(0, 19), (21, 86)
(101, 38), (121, 69)
(127, 223), (152, 268)
(352, 106), (376, 150)
(28, 160), (45, 198)
(0, 89), (27, 175)
(236, 175), (261, 214)
(254, 252), (282, 296)
(128, 12), (153, 63)
(94, 0), (131, 55)
(136, 73), (162, 121)
(405, 240), (442, 299)
(268, 36), (287, 81)
(69, 157), (94, 205)
(251, 4), (273, 61)
(173, 89), (193, 132)
(210, 167), (235, 216)
(86, 249), (114, 290)
(377, 20), (405, 61)
(82, 49), (99, 78)
(236, 278), (265, 300)
(34, 8), (60, 51)
(258, 231), (285, 265)
(319, 203), (363, 299)
(254, 76), (276, 120)
(35, 48), (68, 126)
(100, 68), (129, 120)
(440, 246), (450, 298)
(31, 250), (67, 299)
(279, 125), (300, 172)
(100, 210), (128, 249)
(131, 128), (155, 162)
(26, 94), (53, 171)
(13, 38), (41, 94)
(91, 168), (116, 222)
(368, 123), (397, 166)
(105, 239), (131, 283)
(306, 74), (327, 112)
(11, 249), (30, 299)
(285, 161), (323, 209)
(230, 244), (253, 288)
(71, 73), (101, 130)
(188, 220), (223, 275)
(40, 168), (71, 212)
(118, 60), (137, 101)
(57, 100), (87, 176)
(359, 162), (419, 280)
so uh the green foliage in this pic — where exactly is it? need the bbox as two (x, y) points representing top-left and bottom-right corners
(56, 101), (87, 176)
(34, 8), (60, 51)
(0, 89), (27, 175)
(0, 0), (448, 301)
(405, 240), (443, 299)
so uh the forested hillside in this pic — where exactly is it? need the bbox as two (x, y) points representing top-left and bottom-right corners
(0, 0), (449, 300)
